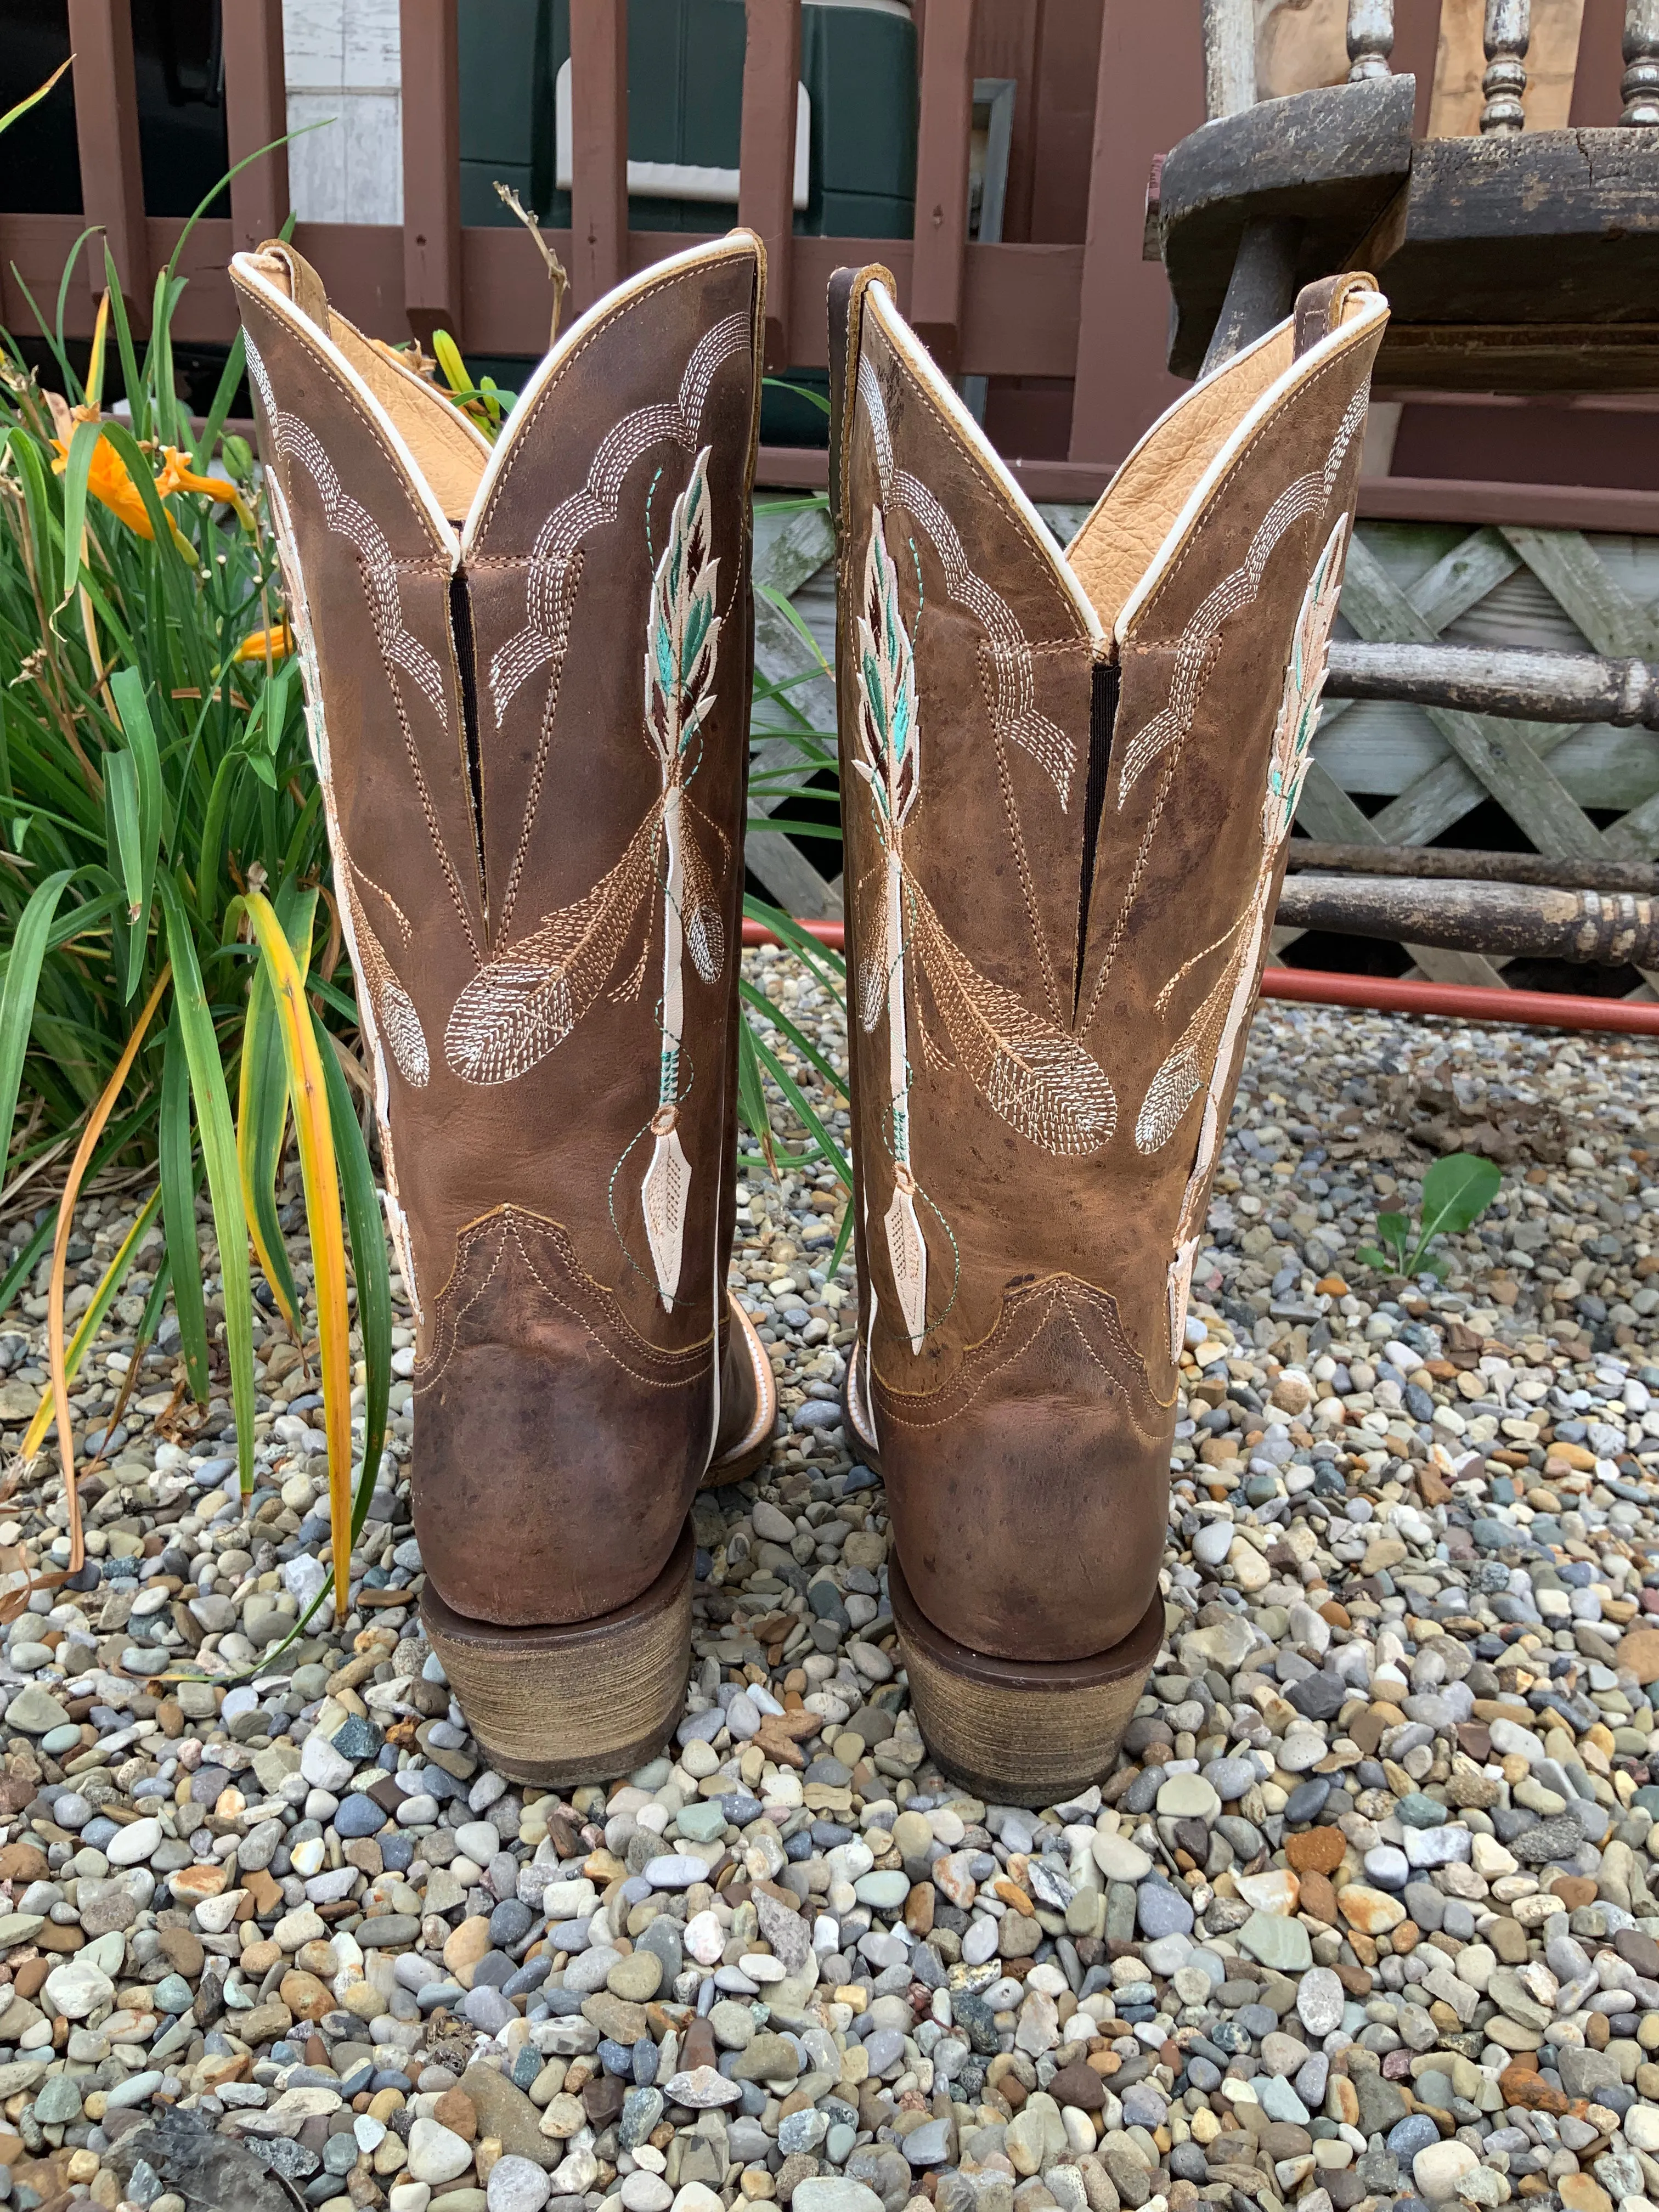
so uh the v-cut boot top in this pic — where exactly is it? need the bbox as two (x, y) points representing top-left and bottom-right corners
(230, 234), (775, 1634)
(831, 266), (1389, 1669)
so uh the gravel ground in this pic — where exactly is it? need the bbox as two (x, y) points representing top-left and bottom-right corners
(0, 950), (1653, 2212)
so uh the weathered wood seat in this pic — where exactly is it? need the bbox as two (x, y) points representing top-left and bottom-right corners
(1159, 0), (1659, 390)
(1153, 0), (1659, 994)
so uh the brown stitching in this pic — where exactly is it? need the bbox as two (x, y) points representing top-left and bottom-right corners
(511, 1213), (714, 1364)
(872, 1275), (1166, 1434)
(507, 1220), (710, 1393)
(411, 1217), (510, 1391)
(413, 1202), (715, 1397)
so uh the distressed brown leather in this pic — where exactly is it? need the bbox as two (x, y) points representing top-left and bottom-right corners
(230, 234), (773, 1631)
(833, 272), (1387, 1667)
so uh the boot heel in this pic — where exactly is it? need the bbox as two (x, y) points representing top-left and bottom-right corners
(421, 1523), (694, 1786)
(890, 1557), (1164, 1808)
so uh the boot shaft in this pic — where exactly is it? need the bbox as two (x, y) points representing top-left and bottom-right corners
(831, 268), (1389, 1665)
(232, 236), (768, 1628)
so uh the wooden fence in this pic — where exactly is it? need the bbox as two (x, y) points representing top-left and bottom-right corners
(0, 0), (1150, 503)
(8, 3), (1659, 982)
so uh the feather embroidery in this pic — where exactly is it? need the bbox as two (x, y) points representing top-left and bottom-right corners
(1137, 513), (1350, 1357)
(910, 884), (1117, 1156)
(346, 871), (429, 1089)
(851, 510), (1114, 1354)
(640, 449), (724, 1308)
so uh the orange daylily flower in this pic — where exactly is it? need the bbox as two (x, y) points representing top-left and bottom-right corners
(155, 447), (255, 533)
(234, 622), (294, 664)
(49, 414), (195, 561)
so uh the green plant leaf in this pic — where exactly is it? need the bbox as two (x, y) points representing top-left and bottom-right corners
(238, 923), (304, 1340)
(157, 871), (256, 1494)
(735, 1009), (778, 1181)
(1415, 1153), (1502, 1261)
(54, 415), (104, 612)
(1353, 1246), (1390, 1271)
(744, 1023), (852, 1194)
(159, 1002), (210, 1405)
(317, 1010), (391, 1534)
(0, 1215), (56, 1324)
(0, 57), (72, 136)
(104, 245), (148, 441)
(0, 868), (76, 1178)
(192, 329), (247, 473)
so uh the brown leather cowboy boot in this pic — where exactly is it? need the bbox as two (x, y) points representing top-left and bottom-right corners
(830, 267), (1388, 1804)
(230, 234), (776, 1782)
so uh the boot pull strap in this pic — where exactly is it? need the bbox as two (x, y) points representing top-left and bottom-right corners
(827, 262), (895, 550)
(1293, 272), (1378, 358)
(253, 240), (332, 335)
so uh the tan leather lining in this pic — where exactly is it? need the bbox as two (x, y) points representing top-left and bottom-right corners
(252, 238), (489, 524)
(1064, 326), (1294, 636)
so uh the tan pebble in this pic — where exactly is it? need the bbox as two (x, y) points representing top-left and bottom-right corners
(169, 1864), (229, 1904)
(442, 1916), (492, 1979)
(278, 1970), (333, 2022)
(432, 2087), (477, 2141)
(373, 2134), (407, 2176)
(1337, 1883), (1406, 1935)
(1559, 2179), (1613, 2212)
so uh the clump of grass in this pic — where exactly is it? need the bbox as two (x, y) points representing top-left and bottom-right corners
(0, 182), (387, 1650)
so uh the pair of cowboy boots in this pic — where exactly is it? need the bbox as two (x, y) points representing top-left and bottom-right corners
(232, 233), (1386, 1802)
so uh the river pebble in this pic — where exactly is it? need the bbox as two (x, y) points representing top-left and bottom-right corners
(0, 962), (1652, 2212)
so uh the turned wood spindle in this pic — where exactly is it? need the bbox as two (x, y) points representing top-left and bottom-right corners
(1481, 0), (1531, 131)
(1200, 0), (1257, 119)
(1623, 0), (1659, 123)
(1346, 0), (1395, 81)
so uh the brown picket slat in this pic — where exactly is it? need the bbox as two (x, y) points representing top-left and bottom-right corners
(399, 0), (462, 341)
(910, 0), (974, 372)
(569, 0), (629, 312)
(222, 0), (290, 255)
(738, 0), (802, 369)
(65, 0), (148, 312)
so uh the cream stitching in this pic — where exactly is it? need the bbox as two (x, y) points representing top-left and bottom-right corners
(246, 331), (479, 956)
(980, 643), (1064, 1027)
(858, 349), (1081, 808)
(1081, 353), (1366, 1035)
(486, 305), (750, 938)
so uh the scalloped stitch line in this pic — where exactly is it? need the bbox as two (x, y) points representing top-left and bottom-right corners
(873, 1277), (1165, 1432)
(857, 348), (1080, 809)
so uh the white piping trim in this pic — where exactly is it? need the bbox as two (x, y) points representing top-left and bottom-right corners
(861, 281), (1107, 653)
(233, 233), (764, 568)
(230, 252), (462, 567)
(1112, 290), (1390, 646)
(461, 230), (763, 557)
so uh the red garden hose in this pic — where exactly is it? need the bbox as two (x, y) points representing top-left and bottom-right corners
(740, 917), (1659, 1037)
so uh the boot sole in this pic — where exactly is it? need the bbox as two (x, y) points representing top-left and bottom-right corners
(890, 1553), (1164, 1808)
(701, 1295), (777, 1488)
(421, 1523), (693, 1786)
